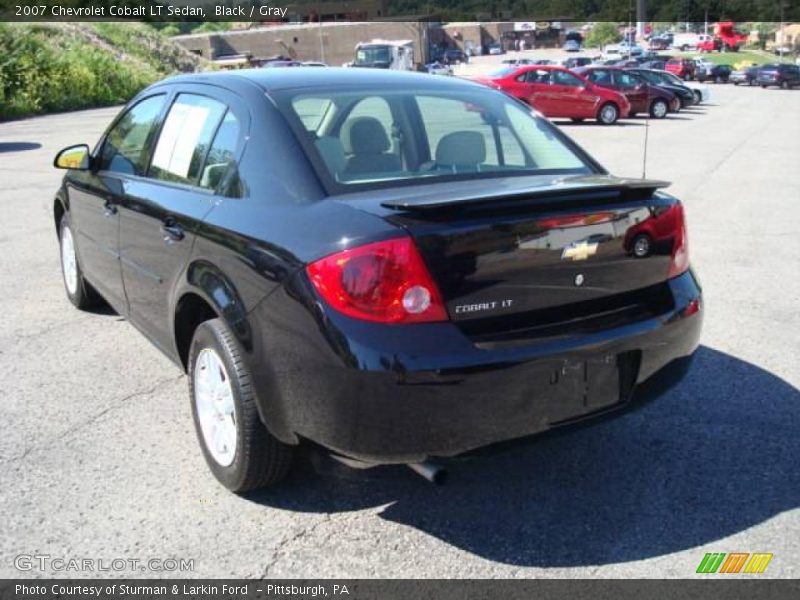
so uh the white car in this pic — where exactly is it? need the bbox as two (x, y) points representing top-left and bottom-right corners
(684, 80), (711, 104)
(425, 62), (453, 76)
(692, 58), (714, 78)
(617, 41), (644, 56)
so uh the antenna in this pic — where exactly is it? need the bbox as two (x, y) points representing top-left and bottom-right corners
(642, 93), (650, 179)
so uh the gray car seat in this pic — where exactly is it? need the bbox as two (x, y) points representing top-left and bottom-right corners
(435, 131), (487, 172)
(341, 117), (401, 176)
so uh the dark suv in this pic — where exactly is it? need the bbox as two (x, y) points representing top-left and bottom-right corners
(52, 69), (702, 492)
(757, 63), (800, 89)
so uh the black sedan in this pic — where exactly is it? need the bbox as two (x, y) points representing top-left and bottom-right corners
(52, 69), (702, 491)
(697, 64), (732, 83)
(625, 68), (697, 108)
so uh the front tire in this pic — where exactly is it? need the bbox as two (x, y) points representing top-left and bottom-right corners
(649, 98), (669, 119)
(189, 319), (293, 492)
(597, 102), (619, 125)
(59, 213), (101, 310)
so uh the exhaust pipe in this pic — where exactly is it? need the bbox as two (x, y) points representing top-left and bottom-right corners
(408, 461), (448, 485)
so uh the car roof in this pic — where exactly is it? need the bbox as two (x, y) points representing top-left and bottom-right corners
(152, 67), (485, 94)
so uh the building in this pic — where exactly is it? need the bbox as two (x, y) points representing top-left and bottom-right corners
(174, 21), (437, 68)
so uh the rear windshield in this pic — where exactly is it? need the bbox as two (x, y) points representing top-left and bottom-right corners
(273, 86), (592, 192)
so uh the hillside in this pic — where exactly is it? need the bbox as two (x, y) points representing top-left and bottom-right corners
(0, 22), (205, 120)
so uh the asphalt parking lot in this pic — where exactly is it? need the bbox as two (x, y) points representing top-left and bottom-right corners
(1, 81), (798, 579)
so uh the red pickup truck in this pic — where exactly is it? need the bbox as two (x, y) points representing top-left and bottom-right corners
(697, 22), (748, 52)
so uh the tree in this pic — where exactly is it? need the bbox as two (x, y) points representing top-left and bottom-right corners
(585, 22), (622, 49)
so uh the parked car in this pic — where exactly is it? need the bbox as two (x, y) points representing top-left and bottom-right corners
(648, 38), (670, 51)
(563, 39), (581, 52)
(617, 41), (644, 56)
(52, 68), (701, 491)
(696, 62), (732, 83)
(261, 60), (304, 68)
(501, 58), (537, 66)
(575, 66), (678, 118)
(730, 65), (759, 86)
(475, 65), (630, 124)
(487, 42), (504, 55)
(425, 61), (453, 76)
(625, 68), (700, 107)
(563, 56), (593, 69)
(757, 63), (800, 89)
(443, 49), (469, 64)
(657, 70), (712, 104)
(639, 60), (667, 70)
(665, 58), (696, 80)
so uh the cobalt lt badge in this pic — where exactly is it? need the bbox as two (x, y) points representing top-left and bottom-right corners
(575, 273), (585, 287)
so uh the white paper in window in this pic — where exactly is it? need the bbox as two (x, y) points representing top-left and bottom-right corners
(152, 103), (211, 178)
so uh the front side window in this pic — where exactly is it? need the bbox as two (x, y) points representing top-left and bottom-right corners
(552, 71), (584, 87)
(99, 95), (166, 176)
(150, 94), (228, 186)
(274, 86), (592, 190)
(615, 71), (640, 87)
(587, 70), (612, 85)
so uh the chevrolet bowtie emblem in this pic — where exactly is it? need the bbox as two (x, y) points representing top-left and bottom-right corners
(561, 241), (598, 261)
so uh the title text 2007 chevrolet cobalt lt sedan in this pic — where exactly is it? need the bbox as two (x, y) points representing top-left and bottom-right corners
(53, 69), (702, 491)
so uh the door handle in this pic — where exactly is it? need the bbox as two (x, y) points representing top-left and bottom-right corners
(161, 220), (185, 244)
(103, 201), (117, 217)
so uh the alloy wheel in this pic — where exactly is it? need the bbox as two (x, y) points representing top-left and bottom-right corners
(60, 224), (78, 296)
(194, 348), (237, 467)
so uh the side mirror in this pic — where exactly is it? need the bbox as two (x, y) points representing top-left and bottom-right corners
(54, 144), (91, 171)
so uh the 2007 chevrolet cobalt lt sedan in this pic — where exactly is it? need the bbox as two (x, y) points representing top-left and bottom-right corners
(53, 68), (702, 492)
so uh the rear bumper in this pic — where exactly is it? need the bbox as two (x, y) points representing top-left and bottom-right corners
(253, 270), (703, 463)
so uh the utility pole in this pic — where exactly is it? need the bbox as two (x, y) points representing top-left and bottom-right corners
(636, 0), (646, 40)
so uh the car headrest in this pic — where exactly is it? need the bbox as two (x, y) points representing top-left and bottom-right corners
(435, 131), (486, 167)
(342, 117), (391, 155)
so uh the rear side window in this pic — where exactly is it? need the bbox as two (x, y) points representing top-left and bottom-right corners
(200, 111), (242, 197)
(99, 95), (166, 176)
(150, 94), (228, 186)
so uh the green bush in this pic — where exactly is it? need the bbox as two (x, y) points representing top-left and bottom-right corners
(0, 23), (196, 120)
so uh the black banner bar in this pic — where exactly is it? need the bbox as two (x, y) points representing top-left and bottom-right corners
(1, 0), (799, 23)
(2, 580), (800, 600)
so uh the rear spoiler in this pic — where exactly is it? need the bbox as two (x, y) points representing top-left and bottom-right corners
(380, 176), (671, 212)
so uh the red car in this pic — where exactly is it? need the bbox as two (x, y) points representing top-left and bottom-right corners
(624, 204), (686, 259)
(473, 65), (630, 125)
(574, 66), (679, 118)
(665, 58), (696, 80)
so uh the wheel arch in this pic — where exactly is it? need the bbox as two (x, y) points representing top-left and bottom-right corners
(53, 192), (68, 234)
(172, 259), (253, 372)
(172, 259), (297, 445)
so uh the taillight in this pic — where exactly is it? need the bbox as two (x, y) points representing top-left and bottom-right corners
(306, 237), (448, 324)
(667, 202), (689, 278)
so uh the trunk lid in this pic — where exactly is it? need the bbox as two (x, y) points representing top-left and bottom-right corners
(336, 174), (679, 336)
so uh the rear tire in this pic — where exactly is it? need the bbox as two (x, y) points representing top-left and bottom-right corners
(781, 80), (789, 90)
(649, 98), (668, 119)
(59, 213), (102, 310)
(189, 318), (293, 492)
(632, 234), (653, 258)
(597, 102), (619, 125)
